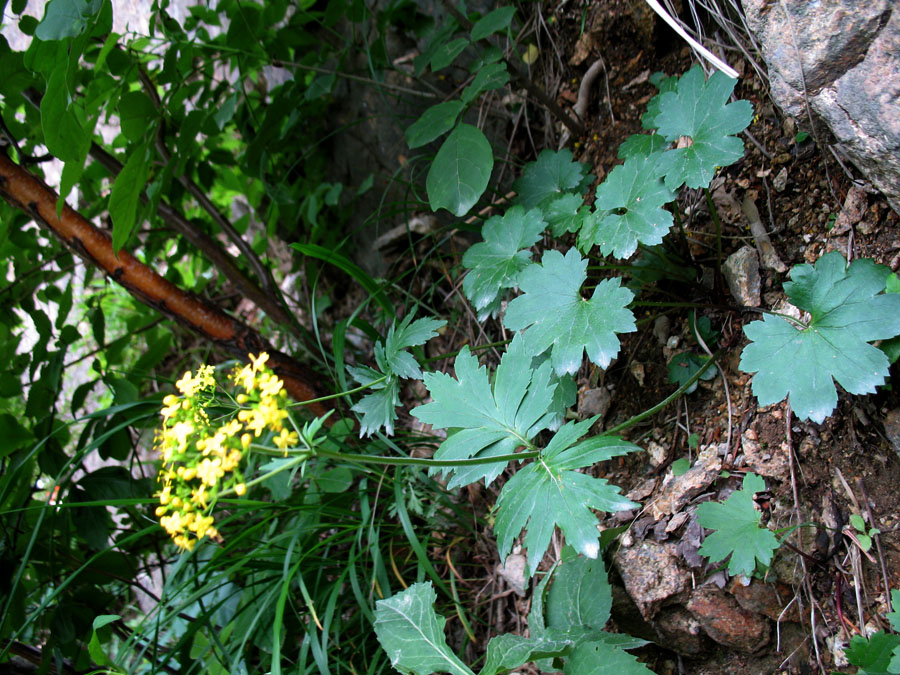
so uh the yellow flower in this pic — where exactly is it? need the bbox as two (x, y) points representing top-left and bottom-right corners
(197, 457), (225, 487)
(273, 428), (299, 451)
(249, 353), (269, 371)
(257, 372), (284, 397)
(234, 483), (246, 496)
(169, 421), (195, 450)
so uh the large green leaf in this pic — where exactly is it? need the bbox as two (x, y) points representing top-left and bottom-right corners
(405, 101), (464, 149)
(504, 249), (636, 376)
(494, 418), (638, 574)
(653, 66), (753, 189)
(374, 583), (474, 675)
(118, 91), (156, 142)
(579, 151), (674, 259)
(426, 124), (493, 217)
(348, 314), (445, 437)
(513, 149), (589, 209)
(412, 333), (557, 488)
(35, 0), (102, 40)
(740, 252), (900, 423)
(696, 473), (779, 577)
(109, 142), (150, 252)
(546, 555), (611, 630)
(461, 205), (544, 318)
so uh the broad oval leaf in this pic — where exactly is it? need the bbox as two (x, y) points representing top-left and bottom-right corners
(426, 123), (493, 217)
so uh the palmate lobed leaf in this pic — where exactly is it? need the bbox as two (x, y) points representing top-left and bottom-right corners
(651, 65), (753, 189)
(504, 249), (636, 376)
(461, 205), (545, 317)
(494, 417), (639, 574)
(349, 314), (445, 437)
(740, 252), (900, 423)
(513, 148), (589, 209)
(578, 152), (675, 259)
(412, 333), (557, 488)
(696, 473), (779, 577)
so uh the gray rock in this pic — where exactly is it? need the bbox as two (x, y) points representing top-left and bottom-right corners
(743, 1), (900, 214)
(723, 245), (762, 307)
(614, 540), (691, 620)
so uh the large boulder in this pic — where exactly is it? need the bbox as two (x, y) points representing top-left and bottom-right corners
(742, 1), (900, 214)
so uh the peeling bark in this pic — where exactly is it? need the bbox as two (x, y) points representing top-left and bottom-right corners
(0, 151), (332, 420)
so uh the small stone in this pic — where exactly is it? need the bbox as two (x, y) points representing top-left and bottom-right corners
(497, 553), (527, 597)
(579, 387), (611, 421)
(648, 440), (668, 467)
(614, 540), (691, 620)
(773, 167), (789, 192)
(723, 245), (762, 307)
(653, 315), (671, 345)
(687, 585), (771, 653)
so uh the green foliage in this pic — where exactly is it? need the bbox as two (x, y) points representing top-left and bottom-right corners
(504, 249), (636, 376)
(461, 205), (545, 318)
(649, 65), (753, 189)
(374, 583), (474, 675)
(426, 123), (494, 217)
(740, 252), (900, 423)
(513, 148), (590, 209)
(580, 151), (674, 258)
(494, 421), (638, 574)
(349, 313), (446, 436)
(412, 334), (558, 488)
(374, 555), (648, 675)
(667, 352), (717, 394)
(696, 473), (780, 577)
(844, 631), (900, 674)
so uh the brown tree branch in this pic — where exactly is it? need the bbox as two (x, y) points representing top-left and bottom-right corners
(0, 151), (332, 420)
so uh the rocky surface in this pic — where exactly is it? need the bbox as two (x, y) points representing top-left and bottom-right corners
(742, 0), (900, 214)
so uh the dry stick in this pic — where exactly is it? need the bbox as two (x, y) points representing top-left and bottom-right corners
(857, 478), (894, 615)
(0, 151), (332, 420)
(558, 57), (610, 150)
(785, 403), (826, 674)
(439, 0), (584, 138)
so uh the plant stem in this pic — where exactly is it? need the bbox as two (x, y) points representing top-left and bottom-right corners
(602, 350), (722, 437)
(315, 447), (539, 467)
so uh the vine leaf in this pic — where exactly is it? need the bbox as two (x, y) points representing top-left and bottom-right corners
(461, 205), (545, 318)
(405, 101), (465, 149)
(652, 66), (753, 189)
(426, 123), (493, 217)
(348, 314), (445, 437)
(578, 152), (675, 259)
(545, 554), (611, 630)
(504, 249), (636, 376)
(513, 149), (589, 209)
(696, 473), (779, 577)
(374, 582), (475, 675)
(617, 133), (668, 160)
(740, 252), (900, 423)
(494, 417), (639, 574)
(412, 334), (557, 488)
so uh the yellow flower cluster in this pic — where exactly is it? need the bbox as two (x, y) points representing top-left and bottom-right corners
(154, 353), (298, 551)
